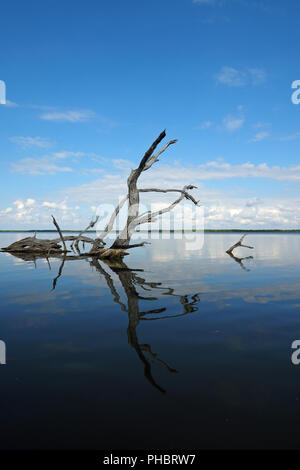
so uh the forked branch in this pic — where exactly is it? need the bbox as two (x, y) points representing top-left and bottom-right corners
(226, 234), (254, 255)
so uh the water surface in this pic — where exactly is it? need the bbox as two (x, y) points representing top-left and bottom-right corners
(0, 232), (300, 449)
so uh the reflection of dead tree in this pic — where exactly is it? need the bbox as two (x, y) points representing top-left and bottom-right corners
(90, 257), (200, 393)
(226, 252), (253, 272)
(2, 131), (199, 260)
(52, 255), (66, 290)
(226, 234), (254, 271)
(5, 250), (200, 393)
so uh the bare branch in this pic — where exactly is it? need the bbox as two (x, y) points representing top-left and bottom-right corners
(71, 215), (99, 252)
(226, 234), (254, 255)
(138, 129), (166, 172)
(140, 186), (199, 205)
(143, 139), (178, 171)
(133, 185), (198, 228)
(53, 235), (95, 244)
(51, 215), (67, 252)
(94, 195), (128, 242)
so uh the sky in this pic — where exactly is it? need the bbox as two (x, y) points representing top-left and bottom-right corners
(1, 0), (300, 230)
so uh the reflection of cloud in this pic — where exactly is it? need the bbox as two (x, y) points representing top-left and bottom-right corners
(3, 233), (300, 312)
(202, 282), (300, 305)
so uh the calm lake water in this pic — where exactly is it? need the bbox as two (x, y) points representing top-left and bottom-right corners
(0, 232), (300, 450)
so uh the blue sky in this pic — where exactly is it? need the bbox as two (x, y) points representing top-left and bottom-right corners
(1, 0), (300, 229)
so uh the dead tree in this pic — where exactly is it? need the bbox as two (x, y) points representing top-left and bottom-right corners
(2, 130), (199, 260)
(226, 234), (254, 271)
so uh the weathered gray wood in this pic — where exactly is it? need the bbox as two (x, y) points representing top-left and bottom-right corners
(51, 215), (67, 253)
(71, 215), (100, 253)
(110, 133), (197, 250)
(2, 131), (200, 260)
(226, 234), (254, 254)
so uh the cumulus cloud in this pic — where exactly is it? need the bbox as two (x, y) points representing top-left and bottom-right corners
(0, 197), (83, 227)
(0, 207), (13, 216)
(3, 157), (300, 229)
(245, 198), (263, 207)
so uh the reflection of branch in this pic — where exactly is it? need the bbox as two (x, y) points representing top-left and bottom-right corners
(90, 258), (127, 312)
(141, 344), (178, 373)
(4, 250), (200, 394)
(52, 256), (66, 290)
(226, 252), (253, 272)
(140, 294), (200, 321)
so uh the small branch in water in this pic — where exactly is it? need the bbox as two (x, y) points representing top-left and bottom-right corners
(226, 234), (254, 255)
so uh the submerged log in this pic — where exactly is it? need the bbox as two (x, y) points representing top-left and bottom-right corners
(2, 236), (63, 254)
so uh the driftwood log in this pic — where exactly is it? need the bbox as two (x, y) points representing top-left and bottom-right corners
(2, 130), (200, 260)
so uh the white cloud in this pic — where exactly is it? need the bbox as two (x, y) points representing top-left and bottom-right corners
(253, 121), (271, 129)
(40, 110), (95, 122)
(0, 207), (13, 216)
(53, 151), (87, 159)
(10, 136), (52, 148)
(245, 198), (263, 207)
(249, 131), (270, 142)
(3, 155), (300, 229)
(3, 100), (18, 107)
(25, 198), (36, 206)
(216, 66), (266, 87)
(223, 115), (244, 131)
(42, 201), (70, 211)
(13, 200), (25, 210)
(11, 149), (104, 176)
(112, 159), (133, 170)
(196, 121), (214, 130)
(11, 157), (73, 175)
(215, 66), (246, 87)
(248, 67), (266, 85)
(278, 132), (300, 142)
